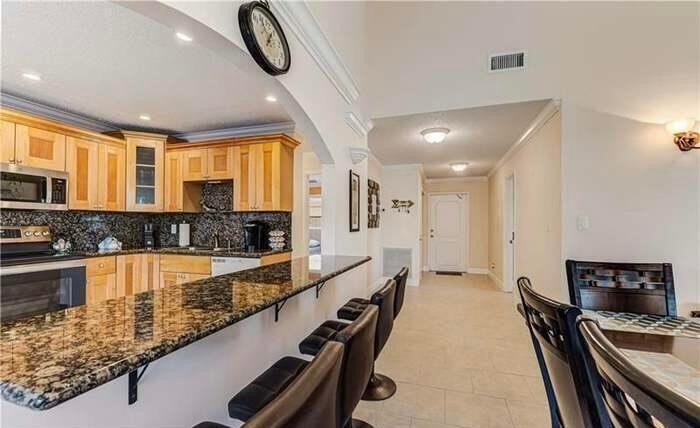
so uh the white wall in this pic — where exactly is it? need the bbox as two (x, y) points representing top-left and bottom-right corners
(381, 165), (423, 286)
(489, 109), (562, 299)
(562, 103), (700, 315)
(367, 153), (383, 286)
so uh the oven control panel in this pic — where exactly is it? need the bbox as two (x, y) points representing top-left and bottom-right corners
(0, 226), (51, 243)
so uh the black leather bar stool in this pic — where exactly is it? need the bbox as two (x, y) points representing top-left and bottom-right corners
(301, 279), (397, 401)
(339, 267), (408, 321)
(193, 341), (344, 428)
(228, 306), (379, 428)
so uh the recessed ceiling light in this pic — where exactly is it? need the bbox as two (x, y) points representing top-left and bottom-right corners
(139, 114), (151, 121)
(22, 72), (41, 81)
(175, 32), (193, 42)
(421, 127), (450, 144)
(266, 95), (278, 102)
(450, 162), (469, 172)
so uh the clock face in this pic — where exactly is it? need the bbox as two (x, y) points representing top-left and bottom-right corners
(250, 8), (287, 70)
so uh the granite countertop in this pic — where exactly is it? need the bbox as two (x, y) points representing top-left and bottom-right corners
(79, 247), (292, 259)
(0, 255), (370, 411)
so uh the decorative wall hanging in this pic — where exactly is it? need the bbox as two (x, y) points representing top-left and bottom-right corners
(349, 170), (360, 232)
(391, 199), (414, 213)
(368, 179), (380, 228)
(238, 1), (291, 76)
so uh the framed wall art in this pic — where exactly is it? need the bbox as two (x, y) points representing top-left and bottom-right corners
(349, 170), (360, 232)
(368, 179), (380, 228)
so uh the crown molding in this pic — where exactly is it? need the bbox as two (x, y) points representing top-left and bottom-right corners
(270, 1), (360, 105)
(1, 92), (120, 133)
(488, 98), (561, 177)
(424, 176), (488, 183)
(174, 122), (296, 142)
(345, 111), (372, 138)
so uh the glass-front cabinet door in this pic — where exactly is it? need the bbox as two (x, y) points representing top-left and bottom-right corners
(124, 134), (165, 212)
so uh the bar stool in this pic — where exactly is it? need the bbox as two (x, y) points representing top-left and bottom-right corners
(193, 341), (344, 428)
(301, 279), (397, 401)
(339, 267), (409, 321)
(228, 306), (379, 428)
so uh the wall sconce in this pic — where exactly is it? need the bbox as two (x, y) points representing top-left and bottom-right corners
(666, 118), (698, 151)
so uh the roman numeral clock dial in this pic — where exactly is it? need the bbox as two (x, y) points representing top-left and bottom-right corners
(239, 1), (291, 76)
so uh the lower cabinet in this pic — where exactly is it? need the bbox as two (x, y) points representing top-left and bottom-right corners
(85, 256), (117, 305)
(159, 255), (211, 288)
(116, 254), (161, 295)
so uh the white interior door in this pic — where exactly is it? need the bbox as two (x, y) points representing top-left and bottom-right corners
(428, 193), (467, 272)
(503, 175), (516, 292)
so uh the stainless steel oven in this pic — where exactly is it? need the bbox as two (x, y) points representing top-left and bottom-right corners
(0, 163), (68, 210)
(0, 260), (86, 322)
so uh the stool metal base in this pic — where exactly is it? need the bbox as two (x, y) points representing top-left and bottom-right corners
(350, 418), (374, 428)
(361, 372), (397, 401)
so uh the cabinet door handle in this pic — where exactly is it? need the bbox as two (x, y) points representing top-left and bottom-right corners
(99, 263), (104, 268)
(16, 159), (22, 164)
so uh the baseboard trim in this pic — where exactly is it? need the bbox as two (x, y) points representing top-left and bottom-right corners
(488, 271), (503, 289)
(468, 267), (489, 275)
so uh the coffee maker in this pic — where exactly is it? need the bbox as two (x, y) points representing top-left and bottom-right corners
(244, 221), (269, 252)
(143, 224), (157, 249)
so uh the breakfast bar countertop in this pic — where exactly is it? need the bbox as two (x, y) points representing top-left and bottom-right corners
(0, 255), (370, 411)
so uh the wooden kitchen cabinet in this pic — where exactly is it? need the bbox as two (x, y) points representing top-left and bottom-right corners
(159, 254), (211, 288)
(116, 253), (161, 296)
(160, 272), (208, 288)
(99, 143), (126, 211)
(67, 138), (125, 211)
(182, 147), (233, 181)
(233, 140), (295, 211)
(85, 256), (118, 305)
(123, 132), (166, 212)
(0, 120), (16, 163)
(14, 124), (66, 171)
(164, 151), (183, 211)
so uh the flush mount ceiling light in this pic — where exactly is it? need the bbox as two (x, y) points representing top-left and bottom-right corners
(265, 95), (278, 102)
(421, 127), (450, 144)
(665, 118), (698, 151)
(450, 162), (469, 172)
(139, 114), (151, 121)
(175, 32), (193, 42)
(22, 72), (41, 81)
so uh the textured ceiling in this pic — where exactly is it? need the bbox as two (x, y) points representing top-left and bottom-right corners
(1, 1), (291, 133)
(369, 100), (550, 178)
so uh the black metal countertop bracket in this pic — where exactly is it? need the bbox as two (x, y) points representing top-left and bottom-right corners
(315, 281), (327, 299)
(274, 299), (288, 322)
(128, 363), (150, 405)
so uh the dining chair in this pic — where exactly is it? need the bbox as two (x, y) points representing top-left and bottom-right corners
(565, 260), (677, 316)
(578, 318), (700, 428)
(517, 277), (611, 428)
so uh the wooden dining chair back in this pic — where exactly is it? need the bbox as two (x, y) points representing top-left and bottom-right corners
(578, 318), (700, 428)
(565, 260), (676, 316)
(518, 277), (610, 428)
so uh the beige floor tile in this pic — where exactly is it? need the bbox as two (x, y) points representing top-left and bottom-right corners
(471, 370), (534, 402)
(524, 376), (549, 405)
(411, 419), (462, 428)
(445, 391), (513, 428)
(507, 400), (551, 428)
(383, 382), (446, 423)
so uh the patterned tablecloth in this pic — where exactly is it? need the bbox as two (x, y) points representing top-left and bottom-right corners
(589, 310), (700, 339)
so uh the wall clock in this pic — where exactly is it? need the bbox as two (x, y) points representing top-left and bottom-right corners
(238, 1), (291, 76)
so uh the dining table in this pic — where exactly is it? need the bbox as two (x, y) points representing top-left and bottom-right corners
(587, 310), (700, 406)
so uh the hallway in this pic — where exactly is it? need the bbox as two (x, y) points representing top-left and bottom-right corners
(356, 273), (550, 428)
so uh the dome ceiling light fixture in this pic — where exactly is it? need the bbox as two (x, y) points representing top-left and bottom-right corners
(450, 162), (469, 172)
(421, 127), (450, 144)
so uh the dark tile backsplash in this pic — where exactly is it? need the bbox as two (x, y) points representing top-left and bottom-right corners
(0, 209), (291, 252)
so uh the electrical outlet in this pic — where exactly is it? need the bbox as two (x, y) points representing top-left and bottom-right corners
(171, 224), (177, 234)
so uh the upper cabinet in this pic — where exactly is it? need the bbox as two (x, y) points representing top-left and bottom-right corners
(66, 137), (125, 211)
(233, 137), (296, 211)
(119, 131), (167, 212)
(164, 151), (183, 212)
(0, 118), (66, 171)
(182, 147), (233, 181)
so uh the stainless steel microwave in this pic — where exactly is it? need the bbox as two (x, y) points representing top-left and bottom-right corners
(0, 163), (68, 210)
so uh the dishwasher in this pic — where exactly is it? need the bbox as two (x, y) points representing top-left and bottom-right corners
(211, 257), (261, 276)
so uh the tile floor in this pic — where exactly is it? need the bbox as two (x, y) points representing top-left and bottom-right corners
(354, 272), (551, 428)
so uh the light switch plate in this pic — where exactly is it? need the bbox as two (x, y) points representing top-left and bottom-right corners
(576, 215), (590, 231)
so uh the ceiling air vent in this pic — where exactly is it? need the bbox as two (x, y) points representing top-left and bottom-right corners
(489, 51), (526, 72)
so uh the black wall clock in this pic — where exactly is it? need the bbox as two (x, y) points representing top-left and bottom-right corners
(239, 1), (291, 76)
